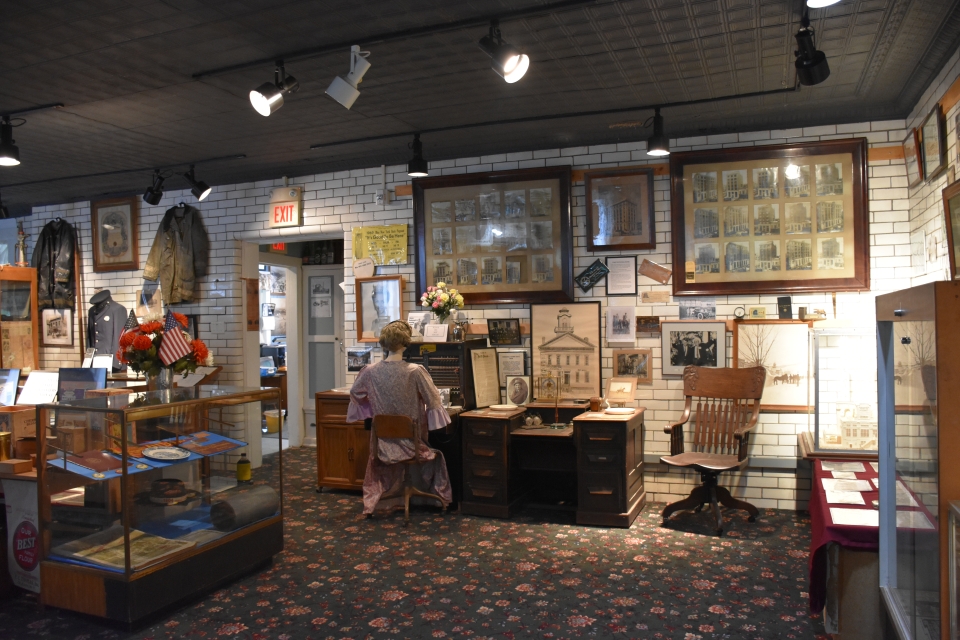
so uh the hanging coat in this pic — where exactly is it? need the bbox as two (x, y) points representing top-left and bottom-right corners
(31, 218), (77, 309)
(143, 204), (209, 304)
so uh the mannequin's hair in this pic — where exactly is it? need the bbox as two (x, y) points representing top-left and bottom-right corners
(379, 320), (412, 352)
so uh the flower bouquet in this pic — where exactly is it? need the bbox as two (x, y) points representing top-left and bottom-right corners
(419, 282), (464, 323)
(116, 311), (212, 376)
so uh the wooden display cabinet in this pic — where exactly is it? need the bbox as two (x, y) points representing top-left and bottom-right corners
(0, 266), (39, 373)
(315, 390), (368, 490)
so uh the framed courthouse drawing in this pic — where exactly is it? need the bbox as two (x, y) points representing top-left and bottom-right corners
(584, 168), (656, 251)
(903, 129), (924, 188)
(413, 167), (573, 304)
(670, 139), (869, 296)
(530, 302), (601, 401)
(920, 104), (947, 181)
(732, 319), (813, 411)
(942, 180), (960, 280)
(91, 197), (139, 272)
(355, 275), (402, 342)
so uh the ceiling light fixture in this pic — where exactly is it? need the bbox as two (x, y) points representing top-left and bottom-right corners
(249, 60), (300, 116)
(478, 20), (529, 83)
(183, 165), (211, 201)
(646, 108), (670, 157)
(143, 169), (165, 205)
(806, 0), (841, 7)
(794, 12), (830, 86)
(325, 45), (371, 110)
(407, 134), (428, 177)
(0, 117), (21, 167)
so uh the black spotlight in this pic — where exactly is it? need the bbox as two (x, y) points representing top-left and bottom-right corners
(646, 108), (670, 157)
(478, 19), (530, 83)
(184, 165), (211, 201)
(143, 169), (165, 205)
(0, 117), (20, 167)
(0, 190), (8, 219)
(407, 134), (428, 177)
(794, 14), (830, 86)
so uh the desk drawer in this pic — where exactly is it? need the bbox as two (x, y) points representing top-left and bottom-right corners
(464, 481), (506, 504)
(464, 421), (504, 442)
(578, 425), (624, 449)
(464, 463), (506, 485)
(464, 442), (503, 464)
(581, 449), (621, 468)
(578, 470), (624, 513)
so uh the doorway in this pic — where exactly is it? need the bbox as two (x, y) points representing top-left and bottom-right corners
(257, 261), (295, 455)
(302, 265), (345, 443)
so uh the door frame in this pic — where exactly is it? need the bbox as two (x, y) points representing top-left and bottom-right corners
(302, 264), (345, 446)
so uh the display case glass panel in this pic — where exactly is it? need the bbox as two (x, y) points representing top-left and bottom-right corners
(0, 267), (39, 372)
(950, 501), (960, 640)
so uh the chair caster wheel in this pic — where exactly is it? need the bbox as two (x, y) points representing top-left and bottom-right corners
(716, 529), (724, 537)
(694, 504), (703, 512)
(748, 516), (756, 523)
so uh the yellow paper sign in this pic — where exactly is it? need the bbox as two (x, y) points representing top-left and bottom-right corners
(352, 224), (408, 265)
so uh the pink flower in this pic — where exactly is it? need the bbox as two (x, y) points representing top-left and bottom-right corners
(432, 301), (439, 308)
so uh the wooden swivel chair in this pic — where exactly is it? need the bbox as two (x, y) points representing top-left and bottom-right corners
(661, 365), (766, 536)
(370, 414), (446, 525)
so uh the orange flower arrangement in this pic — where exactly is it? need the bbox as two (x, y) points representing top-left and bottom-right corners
(116, 314), (212, 376)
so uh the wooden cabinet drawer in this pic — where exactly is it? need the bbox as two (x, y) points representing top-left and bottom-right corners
(578, 470), (624, 512)
(581, 449), (621, 468)
(464, 421), (504, 442)
(579, 425), (624, 448)
(464, 481), (506, 504)
(464, 463), (505, 485)
(464, 442), (502, 463)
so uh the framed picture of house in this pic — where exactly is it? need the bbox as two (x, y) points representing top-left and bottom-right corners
(660, 321), (726, 376)
(41, 308), (73, 347)
(584, 167), (656, 251)
(732, 319), (813, 411)
(91, 197), (139, 272)
(530, 302), (601, 401)
(903, 128), (924, 188)
(413, 167), (574, 304)
(355, 275), (403, 343)
(670, 138), (869, 296)
(920, 104), (947, 181)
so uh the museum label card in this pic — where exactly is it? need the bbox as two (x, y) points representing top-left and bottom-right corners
(17, 371), (60, 405)
(825, 490), (866, 505)
(422, 324), (449, 342)
(831, 471), (858, 479)
(896, 510), (933, 529)
(821, 461), (865, 472)
(821, 478), (872, 492)
(830, 507), (878, 527)
(641, 291), (670, 303)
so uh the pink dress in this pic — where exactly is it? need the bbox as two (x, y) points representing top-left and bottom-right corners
(346, 360), (453, 514)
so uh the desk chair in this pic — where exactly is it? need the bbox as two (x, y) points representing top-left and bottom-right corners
(661, 365), (765, 536)
(369, 414), (446, 525)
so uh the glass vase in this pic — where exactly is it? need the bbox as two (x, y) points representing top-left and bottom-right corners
(146, 368), (175, 392)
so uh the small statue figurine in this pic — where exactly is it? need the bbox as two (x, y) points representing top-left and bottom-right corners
(15, 220), (29, 267)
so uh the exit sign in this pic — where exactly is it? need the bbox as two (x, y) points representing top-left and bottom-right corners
(267, 187), (303, 228)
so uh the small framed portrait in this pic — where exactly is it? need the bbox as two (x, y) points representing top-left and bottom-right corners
(347, 347), (373, 372)
(487, 318), (522, 346)
(41, 308), (74, 347)
(506, 375), (532, 405)
(902, 128), (924, 188)
(660, 321), (727, 376)
(613, 349), (652, 384)
(356, 275), (403, 342)
(605, 377), (637, 404)
(91, 197), (139, 272)
(920, 104), (947, 181)
(635, 316), (661, 334)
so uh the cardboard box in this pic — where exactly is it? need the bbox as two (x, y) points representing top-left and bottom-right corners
(0, 406), (36, 441)
(0, 458), (32, 474)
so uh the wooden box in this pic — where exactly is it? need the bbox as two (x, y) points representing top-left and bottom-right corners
(0, 405), (36, 441)
(0, 458), (32, 474)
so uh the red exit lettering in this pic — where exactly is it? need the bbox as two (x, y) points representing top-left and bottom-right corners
(273, 204), (295, 224)
(271, 242), (286, 251)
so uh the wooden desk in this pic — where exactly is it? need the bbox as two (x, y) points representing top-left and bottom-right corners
(260, 372), (287, 413)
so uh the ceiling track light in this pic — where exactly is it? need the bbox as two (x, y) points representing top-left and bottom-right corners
(794, 11), (830, 86)
(478, 19), (529, 83)
(250, 60), (300, 116)
(806, 0), (841, 7)
(183, 165), (211, 201)
(326, 45), (372, 109)
(646, 108), (670, 157)
(407, 133), (428, 177)
(0, 117), (21, 167)
(143, 169), (165, 205)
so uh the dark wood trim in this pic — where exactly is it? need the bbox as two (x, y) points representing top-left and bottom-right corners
(584, 167), (656, 252)
(941, 179), (960, 280)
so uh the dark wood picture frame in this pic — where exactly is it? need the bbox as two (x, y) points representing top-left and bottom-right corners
(355, 275), (403, 343)
(732, 318), (813, 412)
(903, 128), (924, 188)
(605, 255), (639, 296)
(530, 301), (601, 400)
(585, 167), (656, 251)
(920, 104), (947, 182)
(91, 196), (139, 272)
(942, 180), (960, 280)
(486, 318), (522, 346)
(413, 167), (573, 304)
(670, 138), (870, 296)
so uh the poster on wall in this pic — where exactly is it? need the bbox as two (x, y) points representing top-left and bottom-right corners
(245, 279), (259, 331)
(352, 224), (409, 266)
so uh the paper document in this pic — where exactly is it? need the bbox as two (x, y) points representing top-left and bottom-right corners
(830, 507), (878, 527)
(896, 510), (933, 529)
(16, 370), (59, 405)
(825, 490), (866, 505)
(896, 481), (920, 507)
(869, 462), (879, 472)
(821, 461), (865, 472)
(832, 471), (858, 479)
(821, 478), (872, 493)
(177, 366), (217, 388)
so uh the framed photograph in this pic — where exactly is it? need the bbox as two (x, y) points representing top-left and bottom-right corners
(530, 302), (601, 401)
(903, 128), (924, 188)
(606, 306), (635, 342)
(414, 167), (573, 304)
(661, 321), (726, 376)
(605, 255), (638, 296)
(471, 348), (501, 409)
(941, 180), (960, 280)
(678, 297), (716, 320)
(41, 308), (73, 347)
(91, 197), (139, 272)
(407, 312), (431, 337)
(355, 275), (402, 342)
(585, 167), (656, 251)
(347, 347), (373, 372)
(635, 316), (660, 334)
(496, 349), (526, 387)
(920, 104), (947, 181)
(505, 375), (532, 405)
(613, 348), (652, 384)
(732, 319), (813, 411)
(605, 377), (637, 403)
(487, 318), (523, 346)
(670, 139), (869, 295)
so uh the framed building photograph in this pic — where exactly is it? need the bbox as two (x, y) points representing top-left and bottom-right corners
(505, 375), (532, 405)
(413, 167), (573, 304)
(530, 302), (601, 401)
(903, 128), (924, 188)
(732, 319), (813, 411)
(487, 318), (522, 346)
(496, 349), (526, 387)
(635, 316), (661, 334)
(605, 255), (638, 296)
(670, 139), (869, 295)
(91, 197), (139, 272)
(355, 275), (402, 342)
(41, 308), (73, 347)
(613, 348), (652, 384)
(585, 168), (656, 251)
(661, 321), (726, 376)
(920, 104), (947, 181)
(941, 180), (960, 280)
(606, 306), (635, 342)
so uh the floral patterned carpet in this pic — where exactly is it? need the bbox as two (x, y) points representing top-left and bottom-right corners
(0, 446), (828, 639)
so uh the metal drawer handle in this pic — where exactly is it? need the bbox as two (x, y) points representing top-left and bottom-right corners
(471, 488), (496, 498)
(471, 448), (496, 457)
(588, 488), (613, 495)
(588, 435), (614, 441)
(473, 468), (496, 477)
(589, 455), (612, 462)
(472, 428), (494, 437)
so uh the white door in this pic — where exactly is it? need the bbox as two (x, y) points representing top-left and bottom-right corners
(302, 266), (345, 442)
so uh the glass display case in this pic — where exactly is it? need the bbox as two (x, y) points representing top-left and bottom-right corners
(0, 266), (39, 372)
(950, 501), (960, 640)
(36, 385), (283, 623)
(878, 282), (958, 640)
(808, 326), (878, 456)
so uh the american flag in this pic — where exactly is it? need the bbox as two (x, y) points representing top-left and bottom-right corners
(115, 310), (140, 362)
(158, 311), (192, 365)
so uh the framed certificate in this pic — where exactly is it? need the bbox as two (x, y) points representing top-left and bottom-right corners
(605, 255), (638, 296)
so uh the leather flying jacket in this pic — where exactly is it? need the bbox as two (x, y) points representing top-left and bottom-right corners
(144, 204), (210, 304)
(32, 218), (77, 309)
